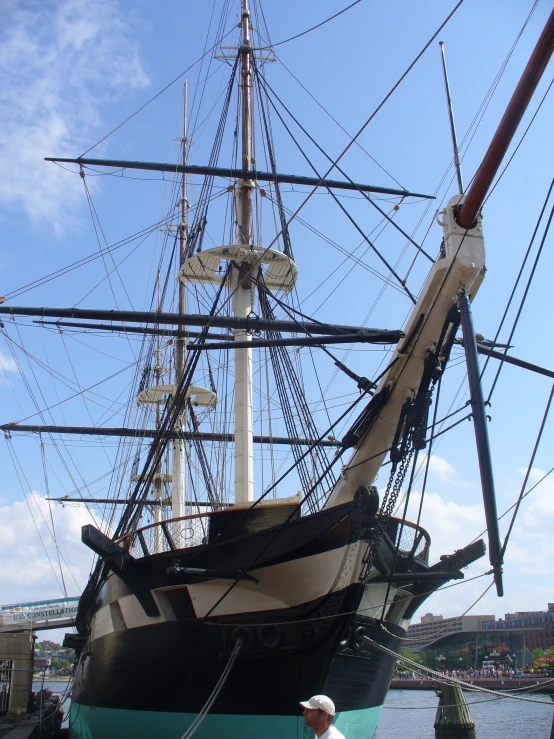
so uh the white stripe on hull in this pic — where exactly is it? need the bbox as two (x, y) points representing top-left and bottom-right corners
(90, 542), (414, 639)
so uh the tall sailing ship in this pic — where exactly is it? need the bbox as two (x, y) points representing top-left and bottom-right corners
(2, 2), (554, 737)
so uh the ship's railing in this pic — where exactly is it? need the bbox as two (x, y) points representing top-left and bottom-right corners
(116, 513), (212, 557)
(387, 517), (430, 563)
(116, 511), (431, 562)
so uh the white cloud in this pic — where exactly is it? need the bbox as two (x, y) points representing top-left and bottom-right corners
(405, 490), (485, 564)
(0, 492), (97, 605)
(428, 454), (457, 481)
(413, 453), (458, 484)
(397, 461), (554, 623)
(0, 0), (149, 232)
(0, 350), (18, 374)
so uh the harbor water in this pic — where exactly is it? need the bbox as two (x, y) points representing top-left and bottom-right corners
(375, 689), (554, 738)
(33, 683), (554, 737)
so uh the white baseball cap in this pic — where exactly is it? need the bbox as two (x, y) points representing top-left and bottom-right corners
(300, 695), (335, 716)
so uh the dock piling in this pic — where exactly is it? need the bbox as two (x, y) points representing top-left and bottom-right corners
(434, 685), (475, 737)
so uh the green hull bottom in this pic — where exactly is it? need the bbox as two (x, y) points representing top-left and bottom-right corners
(69, 703), (384, 739)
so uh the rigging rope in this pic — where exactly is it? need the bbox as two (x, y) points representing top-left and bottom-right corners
(79, 25), (237, 158)
(260, 0), (364, 49)
(179, 636), (243, 739)
(501, 383), (554, 556)
(256, 0), (465, 256)
(361, 635), (553, 705)
(254, 67), (433, 264)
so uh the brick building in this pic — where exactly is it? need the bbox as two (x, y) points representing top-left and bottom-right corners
(482, 603), (554, 650)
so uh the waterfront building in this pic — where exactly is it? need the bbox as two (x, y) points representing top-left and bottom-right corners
(406, 613), (495, 651)
(482, 603), (554, 651)
(417, 629), (528, 671)
(405, 604), (554, 670)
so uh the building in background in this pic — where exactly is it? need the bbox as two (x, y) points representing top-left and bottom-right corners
(482, 603), (554, 651)
(406, 613), (495, 651)
(405, 604), (554, 670)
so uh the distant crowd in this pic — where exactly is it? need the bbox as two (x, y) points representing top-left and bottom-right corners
(396, 667), (551, 680)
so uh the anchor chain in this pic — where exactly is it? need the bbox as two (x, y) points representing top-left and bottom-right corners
(358, 306), (460, 586)
(359, 446), (414, 586)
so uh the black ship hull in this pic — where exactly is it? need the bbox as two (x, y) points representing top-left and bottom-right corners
(69, 492), (438, 739)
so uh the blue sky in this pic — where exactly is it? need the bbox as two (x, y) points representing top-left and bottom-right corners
(0, 0), (553, 629)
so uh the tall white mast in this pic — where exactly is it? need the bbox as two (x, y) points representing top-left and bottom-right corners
(177, 0), (297, 507)
(233, 0), (255, 503)
(172, 81), (188, 522)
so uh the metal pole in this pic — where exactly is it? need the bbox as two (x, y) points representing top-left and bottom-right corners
(458, 290), (503, 596)
(439, 41), (464, 194)
(457, 8), (554, 228)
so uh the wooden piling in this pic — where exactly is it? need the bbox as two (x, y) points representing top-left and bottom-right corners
(434, 685), (475, 737)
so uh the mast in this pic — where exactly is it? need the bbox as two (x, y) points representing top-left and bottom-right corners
(233, 0), (255, 503)
(154, 272), (163, 549)
(172, 81), (188, 524)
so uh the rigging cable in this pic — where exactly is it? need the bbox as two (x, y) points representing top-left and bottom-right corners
(256, 0), (465, 255)
(362, 632), (552, 704)
(41, 436), (69, 598)
(500, 382), (554, 557)
(486, 189), (554, 402)
(254, 66), (418, 302)
(79, 25), (238, 158)
(254, 68), (433, 263)
(179, 636), (243, 739)
(2, 210), (179, 301)
(259, 0), (364, 49)
(470, 464), (554, 546)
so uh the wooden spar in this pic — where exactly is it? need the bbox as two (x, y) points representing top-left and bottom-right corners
(457, 8), (554, 228)
(43, 157), (434, 200)
(0, 423), (342, 447)
(34, 319), (233, 341)
(0, 305), (375, 336)
(188, 331), (403, 350)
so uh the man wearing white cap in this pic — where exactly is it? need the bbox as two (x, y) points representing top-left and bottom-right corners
(299, 695), (346, 739)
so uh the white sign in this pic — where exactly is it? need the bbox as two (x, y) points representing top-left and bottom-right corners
(0, 599), (79, 631)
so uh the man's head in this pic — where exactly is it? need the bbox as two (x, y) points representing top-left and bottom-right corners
(300, 695), (335, 735)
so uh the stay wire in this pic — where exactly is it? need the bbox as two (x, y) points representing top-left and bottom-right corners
(79, 25), (237, 157)
(254, 66), (417, 302)
(500, 382), (554, 558)
(5, 439), (64, 593)
(41, 437), (69, 599)
(470, 465), (554, 547)
(250, 0), (465, 256)
(255, 68), (433, 263)
(259, 0), (364, 49)
(486, 195), (554, 401)
(364, 630), (553, 704)
(6, 438), (81, 592)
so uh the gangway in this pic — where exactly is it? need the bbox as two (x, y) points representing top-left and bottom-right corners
(0, 597), (79, 632)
